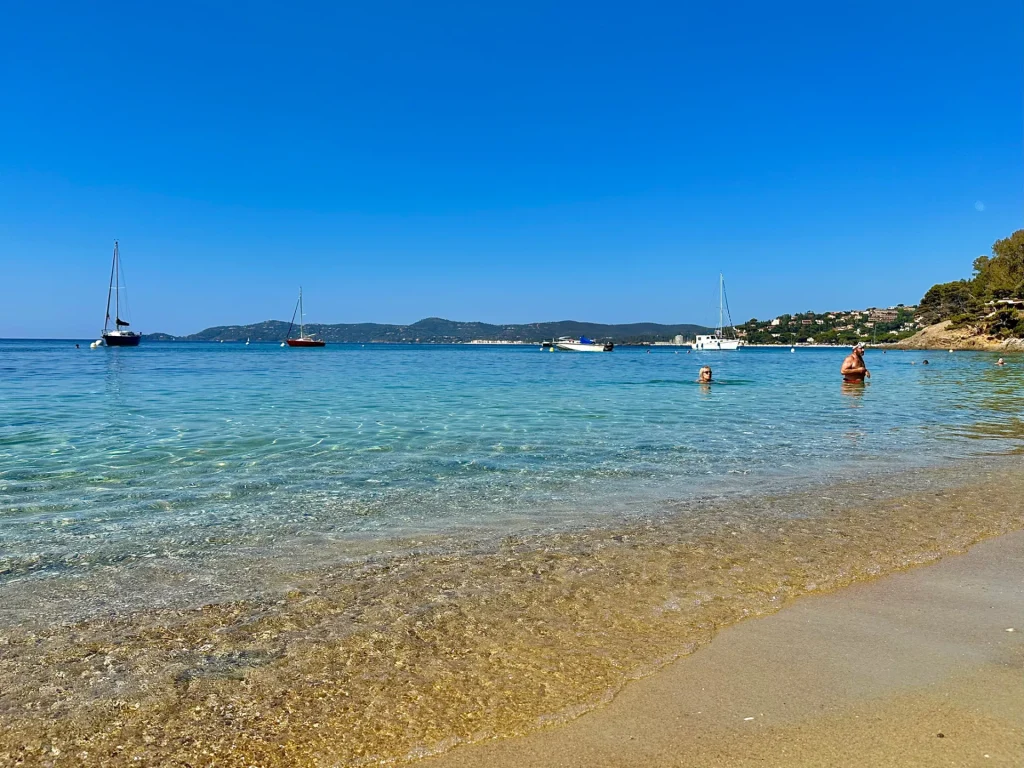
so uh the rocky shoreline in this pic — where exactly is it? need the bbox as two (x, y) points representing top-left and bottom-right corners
(892, 320), (1024, 351)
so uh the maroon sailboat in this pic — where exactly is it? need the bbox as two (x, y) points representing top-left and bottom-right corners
(102, 240), (141, 347)
(284, 288), (326, 347)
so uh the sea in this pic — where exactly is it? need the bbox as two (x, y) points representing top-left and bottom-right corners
(1, 340), (1022, 765)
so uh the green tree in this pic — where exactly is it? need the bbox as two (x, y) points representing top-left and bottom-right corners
(918, 280), (974, 324)
(916, 229), (1024, 336)
(973, 230), (1024, 298)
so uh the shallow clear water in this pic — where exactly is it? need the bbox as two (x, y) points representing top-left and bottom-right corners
(3, 340), (1024, 767)
(1, 341), (1022, 583)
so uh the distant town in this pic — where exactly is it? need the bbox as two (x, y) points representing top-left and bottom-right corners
(734, 305), (920, 345)
(466, 306), (922, 346)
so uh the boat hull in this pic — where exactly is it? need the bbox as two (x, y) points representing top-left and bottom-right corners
(554, 342), (614, 352)
(691, 335), (740, 351)
(102, 332), (141, 347)
(286, 338), (326, 347)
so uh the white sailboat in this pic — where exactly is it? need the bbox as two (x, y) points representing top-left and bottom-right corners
(691, 273), (740, 351)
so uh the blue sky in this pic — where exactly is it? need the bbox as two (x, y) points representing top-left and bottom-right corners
(1, 0), (1021, 337)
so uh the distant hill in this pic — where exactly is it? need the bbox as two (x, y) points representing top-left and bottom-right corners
(143, 317), (712, 344)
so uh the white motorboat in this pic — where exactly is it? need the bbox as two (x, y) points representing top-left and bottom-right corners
(543, 336), (614, 352)
(691, 273), (741, 351)
(692, 335), (740, 351)
(557, 340), (614, 352)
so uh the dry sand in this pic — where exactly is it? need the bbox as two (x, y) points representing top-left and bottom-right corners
(423, 531), (1024, 768)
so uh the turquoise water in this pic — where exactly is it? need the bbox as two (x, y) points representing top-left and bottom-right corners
(1, 340), (1021, 588)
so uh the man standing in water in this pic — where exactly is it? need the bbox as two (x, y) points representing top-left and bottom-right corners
(841, 343), (870, 382)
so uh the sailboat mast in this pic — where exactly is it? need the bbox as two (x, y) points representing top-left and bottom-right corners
(104, 241), (117, 332)
(718, 273), (724, 337)
(114, 241), (121, 327)
(299, 287), (304, 339)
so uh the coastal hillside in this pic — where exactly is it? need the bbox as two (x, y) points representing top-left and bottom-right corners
(894, 320), (1024, 351)
(144, 318), (712, 344)
(736, 306), (920, 345)
(896, 228), (1024, 350)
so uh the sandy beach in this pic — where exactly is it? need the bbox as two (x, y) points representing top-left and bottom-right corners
(3, 462), (1023, 767)
(424, 530), (1024, 768)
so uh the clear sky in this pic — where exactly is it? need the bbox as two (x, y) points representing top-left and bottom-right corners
(1, 0), (1021, 337)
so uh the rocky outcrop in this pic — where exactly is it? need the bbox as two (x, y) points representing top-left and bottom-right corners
(893, 320), (1024, 351)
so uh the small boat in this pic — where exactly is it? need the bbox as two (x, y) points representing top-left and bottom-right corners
(101, 240), (141, 347)
(284, 287), (326, 347)
(691, 273), (740, 351)
(546, 336), (614, 352)
(245, 338), (250, 346)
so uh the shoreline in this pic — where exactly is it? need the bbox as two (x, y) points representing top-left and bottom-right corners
(893, 319), (1024, 352)
(423, 530), (1024, 768)
(2, 460), (1024, 766)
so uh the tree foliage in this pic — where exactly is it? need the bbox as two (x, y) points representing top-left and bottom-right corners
(737, 307), (917, 345)
(988, 308), (1024, 339)
(919, 230), (1024, 330)
(971, 229), (1024, 299)
(917, 280), (975, 325)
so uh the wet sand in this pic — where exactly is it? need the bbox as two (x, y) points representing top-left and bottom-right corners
(425, 530), (1024, 768)
(2, 464), (1023, 767)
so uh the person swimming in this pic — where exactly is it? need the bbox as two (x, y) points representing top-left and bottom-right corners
(840, 343), (870, 382)
(697, 365), (712, 383)
(997, 358), (1006, 366)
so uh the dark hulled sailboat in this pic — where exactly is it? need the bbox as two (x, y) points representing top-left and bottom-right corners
(102, 240), (141, 347)
(284, 287), (326, 347)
